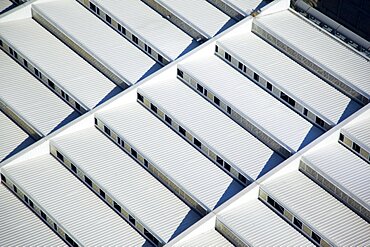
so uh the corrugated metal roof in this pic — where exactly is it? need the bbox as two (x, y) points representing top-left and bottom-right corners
(0, 18), (121, 110)
(95, 102), (243, 210)
(179, 53), (323, 152)
(254, 10), (370, 98)
(32, 0), (161, 85)
(221, 0), (268, 15)
(0, 184), (66, 246)
(0, 0), (13, 13)
(51, 127), (201, 243)
(261, 170), (370, 246)
(174, 229), (232, 247)
(139, 79), (283, 180)
(302, 141), (370, 209)
(0, 111), (34, 163)
(217, 198), (314, 246)
(1, 155), (149, 247)
(152, 0), (235, 38)
(218, 32), (361, 124)
(0, 51), (79, 136)
(91, 0), (197, 61)
(342, 108), (370, 151)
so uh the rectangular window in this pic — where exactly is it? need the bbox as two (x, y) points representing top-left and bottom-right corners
(303, 108), (308, 116)
(56, 151), (64, 162)
(266, 82), (272, 91)
(100, 189), (105, 199)
(225, 52), (231, 62)
(131, 149), (137, 158)
(238, 174), (247, 184)
(85, 176), (92, 187)
(48, 80), (55, 89)
(216, 156), (223, 166)
(213, 96), (220, 106)
(267, 196), (275, 206)
(204, 89), (208, 97)
(94, 118), (98, 126)
(61, 90), (66, 99)
(113, 201), (121, 212)
(120, 24), (126, 35)
(75, 102), (81, 112)
(96, 7), (100, 16)
(274, 202), (284, 214)
(158, 54), (164, 64)
(65, 234), (78, 247)
(179, 126), (186, 136)
(177, 69), (183, 78)
(71, 164), (77, 174)
(104, 126), (111, 136)
(34, 68), (39, 77)
(145, 44), (152, 54)
(315, 116), (325, 127)
(0, 39), (2, 47)
(106, 15), (111, 24)
(14, 51), (18, 59)
(137, 93), (144, 102)
(165, 115), (172, 125)
(224, 162), (231, 171)
(9, 47), (14, 56)
(144, 159), (149, 168)
(1, 174), (6, 182)
(253, 72), (259, 82)
(132, 35), (138, 44)
(65, 94), (69, 101)
(90, 3), (96, 12)
(215, 45), (218, 52)
(150, 103), (157, 113)
(353, 142), (361, 153)
(144, 229), (159, 245)
(293, 217), (302, 229)
(23, 59), (28, 67)
(197, 83), (203, 93)
(312, 232), (321, 243)
(238, 62), (243, 70)
(117, 137), (121, 145)
(13, 185), (17, 193)
(54, 223), (58, 231)
(243, 65), (246, 73)
(339, 133), (344, 142)
(129, 215), (135, 225)
(29, 200), (34, 209)
(41, 211), (47, 220)
(194, 138), (201, 148)
(24, 195), (29, 204)
(227, 106), (231, 114)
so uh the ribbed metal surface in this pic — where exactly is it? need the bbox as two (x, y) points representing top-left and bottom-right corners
(302, 142), (370, 208)
(96, 102), (243, 210)
(0, 18), (121, 110)
(0, 51), (79, 136)
(342, 108), (370, 151)
(262, 170), (370, 246)
(218, 199), (313, 246)
(32, 0), (161, 85)
(179, 54), (323, 152)
(0, 111), (34, 163)
(51, 127), (200, 243)
(92, 0), (197, 60)
(1, 155), (149, 247)
(0, 184), (65, 247)
(0, 0), (13, 13)
(218, 32), (361, 124)
(221, 0), (268, 15)
(153, 0), (235, 38)
(139, 79), (283, 180)
(175, 229), (232, 247)
(254, 10), (370, 98)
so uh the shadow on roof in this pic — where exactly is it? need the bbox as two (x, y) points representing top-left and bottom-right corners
(169, 209), (201, 242)
(214, 179), (243, 209)
(177, 39), (200, 59)
(1, 136), (35, 164)
(215, 18), (237, 37)
(95, 85), (123, 108)
(338, 99), (362, 123)
(257, 152), (284, 179)
(138, 63), (163, 82)
(49, 111), (80, 135)
(298, 125), (324, 151)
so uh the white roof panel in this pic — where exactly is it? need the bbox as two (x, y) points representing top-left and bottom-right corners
(342, 108), (370, 152)
(92, 0), (197, 60)
(139, 79), (284, 180)
(0, 111), (34, 163)
(0, 0), (13, 13)
(302, 142), (370, 209)
(218, 199), (313, 246)
(179, 54), (323, 152)
(0, 51), (79, 136)
(0, 184), (66, 247)
(32, 0), (161, 85)
(218, 32), (361, 124)
(1, 155), (148, 247)
(96, 103), (243, 210)
(154, 0), (235, 38)
(51, 127), (201, 243)
(261, 170), (370, 246)
(174, 229), (232, 247)
(221, 0), (268, 15)
(254, 10), (370, 98)
(0, 18), (121, 110)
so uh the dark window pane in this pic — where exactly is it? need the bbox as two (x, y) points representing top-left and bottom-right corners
(144, 229), (159, 245)
(106, 15), (111, 24)
(194, 138), (201, 148)
(253, 73), (259, 81)
(238, 62), (243, 70)
(48, 80), (55, 89)
(23, 59), (28, 67)
(150, 103), (157, 113)
(24, 195), (29, 203)
(177, 69), (183, 78)
(179, 126), (186, 136)
(1, 174), (6, 183)
(225, 52), (231, 62)
(224, 162), (231, 171)
(29, 200), (34, 208)
(274, 202), (284, 214)
(215, 45), (218, 52)
(54, 223), (58, 231)
(132, 35), (138, 44)
(238, 173), (247, 184)
(85, 176), (92, 187)
(129, 215), (135, 225)
(158, 54), (163, 64)
(216, 156), (223, 166)
(204, 89), (208, 96)
(0, 39), (2, 47)
(94, 118), (98, 126)
(214, 96), (220, 106)
(293, 217), (302, 229)
(71, 164), (77, 174)
(280, 92), (289, 102)
(144, 159), (149, 168)
(104, 126), (111, 136)
(100, 189), (105, 199)
(312, 232), (321, 243)
(75, 102), (81, 111)
(303, 108), (308, 116)
(267, 82), (273, 91)
(90, 3), (96, 11)
(197, 83), (203, 93)
(114, 201), (121, 212)
(13, 185), (17, 193)
(165, 115), (172, 125)
(56, 151), (64, 162)
(227, 106), (231, 114)
(267, 196), (275, 206)
(353, 143), (361, 153)
(131, 148), (137, 158)
(41, 211), (47, 220)
(315, 116), (325, 127)
(339, 133), (344, 142)
(137, 93), (144, 102)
